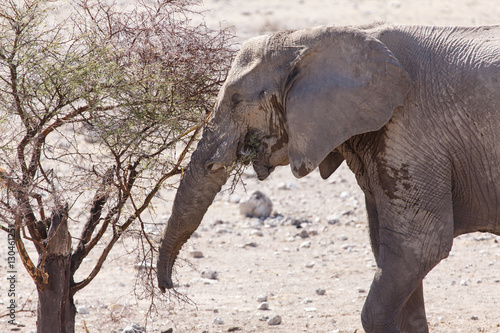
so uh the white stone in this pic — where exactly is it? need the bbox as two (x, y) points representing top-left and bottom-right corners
(123, 324), (146, 333)
(77, 306), (89, 314)
(267, 314), (282, 325)
(258, 302), (269, 310)
(212, 317), (224, 325)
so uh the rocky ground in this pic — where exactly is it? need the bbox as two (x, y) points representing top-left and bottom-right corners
(2, 0), (500, 332)
(3, 164), (500, 332)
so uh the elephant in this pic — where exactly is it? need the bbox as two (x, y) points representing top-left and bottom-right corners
(157, 22), (500, 333)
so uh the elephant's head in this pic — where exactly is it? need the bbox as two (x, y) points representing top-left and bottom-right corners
(157, 26), (411, 292)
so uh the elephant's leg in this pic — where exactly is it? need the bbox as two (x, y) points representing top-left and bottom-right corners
(365, 195), (426, 332)
(364, 197), (428, 332)
(397, 282), (427, 332)
(361, 182), (453, 333)
(361, 247), (433, 333)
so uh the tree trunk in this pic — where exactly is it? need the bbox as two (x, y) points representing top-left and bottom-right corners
(36, 205), (75, 333)
(37, 254), (76, 333)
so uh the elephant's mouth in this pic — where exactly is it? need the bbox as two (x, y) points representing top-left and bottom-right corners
(253, 162), (275, 180)
(239, 131), (278, 180)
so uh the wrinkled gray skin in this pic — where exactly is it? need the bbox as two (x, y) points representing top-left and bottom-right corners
(157, 23), (500, 332)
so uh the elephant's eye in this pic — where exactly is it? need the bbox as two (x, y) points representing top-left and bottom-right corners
(231, 93), (243, 105)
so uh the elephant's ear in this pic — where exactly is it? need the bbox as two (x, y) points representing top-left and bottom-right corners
(285, 27), (411, 178)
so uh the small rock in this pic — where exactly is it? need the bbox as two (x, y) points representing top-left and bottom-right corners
(301, 297), (313, 304)
(212, 317), (224, 325)
(216, 228), (230, 234)
(298, 230), (310, 239)
(190, 250), (204, 258)
(258, 302), (269, 310)
(250, 230), (264, 237)
(123, 323), (146, 333)
(239, 191), (273, 218)
(300, 241), (312, 249)
(315, 288), (326, 296)
(161, 329), (173, 333)
(307, 229), (318, 236)
(305, 262), (315, 268)
(256, 294), (268, 302)
(341, 244), (355, 251)
(304, 307), (317, 312)
(327, 215), (340, 225)
(201, 270), (218, 280)
(77, 306), (89, 314)
(267, 314), (282, 325)
(460, 279), (470, 286)
(228, 193), (241, 203)
(471, 315), (479, 321)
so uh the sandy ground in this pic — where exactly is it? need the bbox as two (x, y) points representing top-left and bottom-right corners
(2, 0), (500, 332)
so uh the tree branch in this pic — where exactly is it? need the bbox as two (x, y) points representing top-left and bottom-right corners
(70, 168), (113, 273)
(15, 219), (48, 290)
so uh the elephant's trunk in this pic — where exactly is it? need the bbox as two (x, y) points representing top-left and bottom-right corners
(157, 124), (236, 292)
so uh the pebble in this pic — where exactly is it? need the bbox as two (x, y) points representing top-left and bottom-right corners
(277, 182), (299, 190)
(257, 294), (268, 302)
(216, 228), (231, 234)
(228, 193), (241, 203)
(250, 230), (264, 237)
(305, 262), (315, 268)
(327, 215), (340, 225)
(77, 306), (89, 314)
(123, 323), (146, 333)
(301, 297), (313, 304)
(201, 270), (218, 280)
(300, 241), (312, 249)
(341, 244), (356, 251)
(190, 250), (204, 258)
(258, 302), (269, 310)
(212, 317), (224, 325)
(308, 228), (319, 236)
(460, 278), (471, 286)
(298, 230), (310, 239)
(267, 314), (282, 325)
(315, 288), (326, 296)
